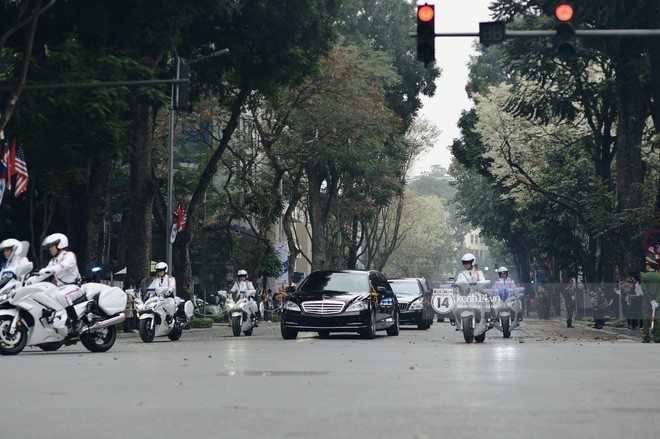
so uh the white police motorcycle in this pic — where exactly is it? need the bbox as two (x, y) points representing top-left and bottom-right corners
(133, 287), (194, 343)
(0, 261), (127, 355)
(433, 278), (492, 343)
(490, 287), (524, 338)
(219, 289), (257, 336)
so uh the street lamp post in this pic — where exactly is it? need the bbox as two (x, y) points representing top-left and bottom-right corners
(166, 49), (229, 271)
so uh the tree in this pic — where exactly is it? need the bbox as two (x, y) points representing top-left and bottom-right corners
(490, 0), (659, 279)
(0, 0), (56, 133)
(172, 0), (339, 285)
(383, 190), (454, 280)
(284, 47), (400, 269)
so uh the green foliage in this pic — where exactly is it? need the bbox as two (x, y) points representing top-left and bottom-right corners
(190, 317), (214, 328)
(336, 0), (440, 129)
(448, 1), (660, 283)
(210, 314), (227, 324)
(258, 250), (283, 279)
(269, 312), (281, 323)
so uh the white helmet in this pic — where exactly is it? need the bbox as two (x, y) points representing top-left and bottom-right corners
(42, 233), (69, 250)
(461, 253), (476, 264)
(237, 269), (248, 277)
(155, 262), (168, 273)
(0, 238), (20, 253)
(497, 266), (508, 276)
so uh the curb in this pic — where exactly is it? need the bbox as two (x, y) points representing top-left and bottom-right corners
(555, 318), (642, 339)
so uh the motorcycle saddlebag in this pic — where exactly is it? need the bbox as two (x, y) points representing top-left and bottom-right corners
(177, 300), (194, 319)
(98, 287), (128, 315)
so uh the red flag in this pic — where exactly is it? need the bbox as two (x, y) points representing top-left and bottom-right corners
(14, 145), (28, 197)
(0, 139), (6, 205)
(2, 139), (16, 190)
(175, 202), (187, 232)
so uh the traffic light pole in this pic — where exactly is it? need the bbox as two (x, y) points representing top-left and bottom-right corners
(410, 29), (660, 38)
(166, 57), (179, 272)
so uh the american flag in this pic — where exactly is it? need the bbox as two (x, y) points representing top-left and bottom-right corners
(14, 145), (28, 197)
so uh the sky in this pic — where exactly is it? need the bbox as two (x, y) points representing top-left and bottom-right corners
(412, 0), (494, 175)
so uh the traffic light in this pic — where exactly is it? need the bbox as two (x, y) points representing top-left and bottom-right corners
(479, 21), (506, 47)
(555, 3), (576, 60)
(175, 61), (190, 110)
(416, 4), (435, 66)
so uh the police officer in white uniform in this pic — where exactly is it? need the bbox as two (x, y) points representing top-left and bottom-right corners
(455, 253), (485, 284)
(0, 238), (28, 272)
(40, 233), (83, 332)
(147, 262), (177, 321)
(230, 269), (259, 325)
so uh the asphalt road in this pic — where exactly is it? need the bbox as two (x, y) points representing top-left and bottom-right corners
(2, 319), (658, 439)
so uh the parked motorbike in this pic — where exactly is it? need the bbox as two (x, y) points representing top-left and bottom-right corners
(219, 289), (257, 336)
(451, 281), (493, 343)
(133, 287), (194, 343)
(490, 287), (524, 338)
(0, 261), (127, 355)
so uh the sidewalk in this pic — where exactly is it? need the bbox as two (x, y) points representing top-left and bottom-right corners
(518, 317), (638, 341)
(568, 318), (644, 339)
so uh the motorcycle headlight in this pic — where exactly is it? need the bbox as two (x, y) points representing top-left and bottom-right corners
(284, 301), (301, 312)
(409, 299), (423, 310)
(0, 292), (8, 302)
(346, 301), (368, 312)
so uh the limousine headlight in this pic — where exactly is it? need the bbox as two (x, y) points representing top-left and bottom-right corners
(284, 301), (301, 312)
(346, 301), (368, 312)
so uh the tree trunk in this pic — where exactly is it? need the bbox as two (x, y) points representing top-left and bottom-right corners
(306, 166), (328, 270)
(283, 168), (306, 283)
(124, 103), (157, 288)
(648, 23), (660, 223)
(78, 154), (113, 277)
(346, 216), (360, 269)
(614, 43), (647, 277)
(174, 88), (250, 288)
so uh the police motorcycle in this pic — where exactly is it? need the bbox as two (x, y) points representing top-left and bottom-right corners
(0, 260), (127, 355)
(451, 279), (493, 343)
(218, 289), (258, 336)
(133, 286), (194, 343)
(489, 267), (524, 338)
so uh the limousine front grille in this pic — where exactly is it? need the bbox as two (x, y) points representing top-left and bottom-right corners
(301, 300), (345, 315)
(398, 303), (410, 311)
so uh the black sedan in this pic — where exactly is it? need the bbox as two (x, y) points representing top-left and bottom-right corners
(280, 270), (399, 339)
(388, 278), (434, 329)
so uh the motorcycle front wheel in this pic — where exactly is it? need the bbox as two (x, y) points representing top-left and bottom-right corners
(231, 316), (242, 336)
(81, 325), (117, 352)
(0, 316), (28, 355)
(139, 318), (156, 343)
(462, 316), (474, 343)
(501, 317), (511, 338)
(168, 326), (183, 341)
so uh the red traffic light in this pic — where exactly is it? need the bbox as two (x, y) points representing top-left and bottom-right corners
(555, 4), (574, 22)
(418, 5), (434, 22)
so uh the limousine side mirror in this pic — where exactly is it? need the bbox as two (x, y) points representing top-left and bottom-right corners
(286, 286), (296, 294)
(376, 286), (387, 294)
